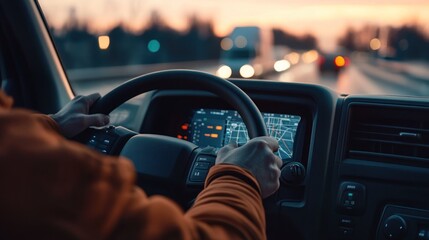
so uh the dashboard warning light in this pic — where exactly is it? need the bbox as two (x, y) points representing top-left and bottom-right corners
(177, 135), (183, 139)
(216, 126), (223, 130)
(210, 134), (219, 138)
(181, 124), (189, 130)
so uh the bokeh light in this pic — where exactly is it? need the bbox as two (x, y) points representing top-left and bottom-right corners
(334, 56), (346, 67)
(370, 38), (381, 50)
(98, 35), (110, 50)
(286, 52), (300, 65)
(148, 39), (161, 53)
(302, 50), (319, 63)
(221, 38), (233, 51)
(235, 36), (248, 48)
(216, 65), (232, 78)
(274, 60), (291, 72)
(240, 64), (255, 78)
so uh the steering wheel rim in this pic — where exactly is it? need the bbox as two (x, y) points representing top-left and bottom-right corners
(90, 69), (268, 138)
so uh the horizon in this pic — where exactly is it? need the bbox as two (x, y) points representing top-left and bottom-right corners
(39, 0), (429, 51)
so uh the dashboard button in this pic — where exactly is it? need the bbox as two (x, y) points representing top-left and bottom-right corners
(417, 229), (429, 240)
(338, 227), (354, 237)
(88, 139), (97, 147)
(339, 217), (354, 228)
(195, 161), (210, 170)
(98, 143), (109, 148)
(197, 155), (216, 163)
(190, 169), (208, 182)
(337, 182), (366, 215)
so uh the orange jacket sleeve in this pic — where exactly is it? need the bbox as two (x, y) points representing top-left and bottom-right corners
(0, 91), (266, 240)
(109, 165), (265, 240)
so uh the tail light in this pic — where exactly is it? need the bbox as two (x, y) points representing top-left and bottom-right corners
(334, 56), (346, 67)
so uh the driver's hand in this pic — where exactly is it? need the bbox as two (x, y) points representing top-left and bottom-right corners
(215, 136), (282, 198)
(50, 93), (110, 138)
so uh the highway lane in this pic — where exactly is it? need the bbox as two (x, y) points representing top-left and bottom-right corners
(267, 62), (400, 95)
(268, 58), (429, 96)
(70, 58), (429, 97)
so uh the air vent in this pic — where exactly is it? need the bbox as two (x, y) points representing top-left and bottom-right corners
(346, 105), (429, 165)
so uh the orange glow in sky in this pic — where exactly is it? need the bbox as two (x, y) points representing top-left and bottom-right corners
(38, 0), (429, 51)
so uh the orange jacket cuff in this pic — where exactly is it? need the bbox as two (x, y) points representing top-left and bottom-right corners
(205, 164), (262, 195)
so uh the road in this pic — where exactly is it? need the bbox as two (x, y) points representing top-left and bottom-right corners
(70, 56), (429, 97)
(266, 56), (429, 96)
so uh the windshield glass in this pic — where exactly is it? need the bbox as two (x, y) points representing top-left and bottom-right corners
(225, 49), (256, 60)
(38, 0), (429, 96)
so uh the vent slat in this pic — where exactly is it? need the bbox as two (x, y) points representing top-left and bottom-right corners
(356, 123), (429, 133)
(349, 150), (429, 164)
(347, 105), (429, 165)
(352, 138), (429, 148)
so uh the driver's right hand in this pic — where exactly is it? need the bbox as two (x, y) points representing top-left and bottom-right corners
(215, 136), (282, 198)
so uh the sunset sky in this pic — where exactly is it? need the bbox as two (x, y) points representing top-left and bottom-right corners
(39, 0), (429, 51)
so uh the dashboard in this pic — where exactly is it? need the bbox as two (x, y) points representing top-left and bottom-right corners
(106, 80), (429, 240)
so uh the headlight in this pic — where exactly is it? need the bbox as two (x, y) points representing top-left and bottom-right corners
(274, 60), (291, 72)
(239, 64), (255, 78)
(216, 65), (232, 78)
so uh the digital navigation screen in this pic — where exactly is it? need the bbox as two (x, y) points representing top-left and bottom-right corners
(189, 109), (301, 160)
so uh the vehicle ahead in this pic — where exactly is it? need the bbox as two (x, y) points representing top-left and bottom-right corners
(317, 52), (350, 74)
(217, 26), (274, 79)
(3, 1), (429, 240)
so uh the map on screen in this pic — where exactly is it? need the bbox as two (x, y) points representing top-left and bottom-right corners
(190, 109), (301, 160)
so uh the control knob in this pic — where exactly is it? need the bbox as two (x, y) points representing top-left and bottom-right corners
(280, 161), (305, 185)
(383, 215), (407, 240)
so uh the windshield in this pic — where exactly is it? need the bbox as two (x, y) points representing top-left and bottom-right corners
(38, 0), (429, 96)
(224, 49), (256, 60)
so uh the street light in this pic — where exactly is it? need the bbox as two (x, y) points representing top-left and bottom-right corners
(98, 35), (110, 50)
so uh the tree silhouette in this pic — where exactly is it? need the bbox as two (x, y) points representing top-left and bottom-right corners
(273, 28), (318, 50)
(337, 24), (429, 60)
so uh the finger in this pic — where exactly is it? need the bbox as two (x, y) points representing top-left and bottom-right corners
(273, 165), (281, 180)
(274, 155), (283, 168)
(83, 93), (102, 107)
(261, 136), (279, 152)
(216, 142), (238, 158)
(251, 136), (279, 152)
(83, 114), (110, 127)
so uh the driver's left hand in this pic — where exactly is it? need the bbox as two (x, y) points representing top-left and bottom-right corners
(50, 93), (110, 138)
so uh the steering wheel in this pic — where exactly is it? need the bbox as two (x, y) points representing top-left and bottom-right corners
(85, 70), (267, 202)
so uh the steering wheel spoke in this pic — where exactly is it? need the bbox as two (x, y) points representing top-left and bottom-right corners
(121, 134), (198, 182)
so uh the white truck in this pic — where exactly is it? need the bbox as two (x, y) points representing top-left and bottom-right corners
(217, 26), (274, 79)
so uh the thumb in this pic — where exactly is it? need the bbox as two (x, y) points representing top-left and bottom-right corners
(83, 93), (102, 107)
(83, 114), (110, 127)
